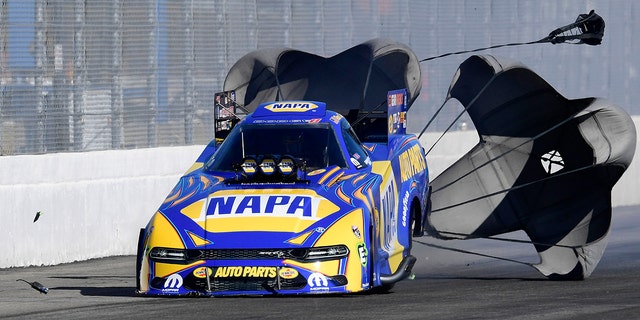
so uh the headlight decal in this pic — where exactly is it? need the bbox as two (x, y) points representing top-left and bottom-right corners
(148, 212), (187, 250)
(186, 231), (211, 247)
(286, 230), (314, 245)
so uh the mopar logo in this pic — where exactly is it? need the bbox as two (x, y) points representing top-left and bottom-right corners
(307, 272), (329, 290)
(163, 273), (183, 290)
(264, 102), (318, 112)
(206, 194), (320, 218)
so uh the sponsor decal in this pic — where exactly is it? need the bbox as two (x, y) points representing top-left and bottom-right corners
(398, 144), (427, 182)
(193, 267), (212, 279)
(389, 93), (403, 107)
(401, 191), (410, 227)
(252, 119), (310, 124)
(357, 242), (368, 267)
(279, 267), (299, 279)
(351, 225), (361, 239)
(381, 175), (398, 252)
(388, 111), (407, 134)
(278, 158), (295, 174)
(206, 194), (320, 218)
(263, 102), (319, 112)
(241, 158), (257, 174)
(163, 273), (183, 292)
(388, 114), (395, 134)
(330, 114), (342, 124)
(388, 89), (407, 135)
(307, 272), (329, 291)
(213, 266), (277, 278)
(259, 158), (276, 174)
(314, 227), (326, 233)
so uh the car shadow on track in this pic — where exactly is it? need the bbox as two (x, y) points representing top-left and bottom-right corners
(48, 286), (136, 297)
(47, 275), (137, 297)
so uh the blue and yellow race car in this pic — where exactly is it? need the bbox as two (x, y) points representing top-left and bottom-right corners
(136, 98), (430, 296)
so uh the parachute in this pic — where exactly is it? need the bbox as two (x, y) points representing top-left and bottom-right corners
(223, 38), (422, 118)
(426, 55), (636, 280)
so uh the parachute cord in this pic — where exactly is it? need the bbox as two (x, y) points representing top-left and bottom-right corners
(419, 10), (602, 63)
(421, 72), (500, 156)
(430, 160), (601, 214)
(419, 40), (544, 63)
(412, 238), (535, 267)
(431, 108), (601, 194)
(422, 102), (464, 156)
(431, 231), (581, 249)
(417, 98), (447, 139)
(349, 98), (388, 128)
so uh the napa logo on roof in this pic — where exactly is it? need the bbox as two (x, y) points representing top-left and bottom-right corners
(264, 101), (319, 112)
(251, 101), (327, 119)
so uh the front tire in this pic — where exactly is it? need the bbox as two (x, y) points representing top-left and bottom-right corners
(135, 228), (145, 292)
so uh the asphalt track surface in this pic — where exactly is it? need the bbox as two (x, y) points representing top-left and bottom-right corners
(1, 206), (638, 320)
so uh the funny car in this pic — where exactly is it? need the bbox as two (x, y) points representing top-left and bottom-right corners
(136, 92), (430, 296)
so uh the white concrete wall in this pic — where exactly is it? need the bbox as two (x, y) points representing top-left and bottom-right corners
(2, 117), (638, 268)
(0, 146), (204, 268)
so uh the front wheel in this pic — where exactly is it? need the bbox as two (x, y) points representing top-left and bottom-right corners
(135, 228), (145, 291)
(368, 226), (395, 293)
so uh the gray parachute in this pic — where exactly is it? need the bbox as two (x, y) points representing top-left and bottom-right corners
(427, 55), (636, 280)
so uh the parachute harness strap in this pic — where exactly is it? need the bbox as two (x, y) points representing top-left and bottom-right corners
(428, 231), (581, 250)
(413, 238), (535, 268)
(419, 10), (603, 64)
(419, 74), (499, 152)
(413, 232), (584, 271)
(430, 150), (603, 213)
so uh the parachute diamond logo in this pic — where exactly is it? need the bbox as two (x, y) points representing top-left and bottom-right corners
(540, 150), (564, 174)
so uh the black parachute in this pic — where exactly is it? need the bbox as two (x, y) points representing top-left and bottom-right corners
(426, 55), (636, 280)
(223, 38), (422, 118)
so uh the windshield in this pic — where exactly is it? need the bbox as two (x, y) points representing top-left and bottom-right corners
(205, 123), (348, 171)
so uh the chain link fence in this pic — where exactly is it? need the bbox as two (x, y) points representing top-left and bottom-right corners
(1, 0), (639, 155)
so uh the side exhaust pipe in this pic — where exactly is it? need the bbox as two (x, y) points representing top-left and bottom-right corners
(380, 255), (417, 285)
